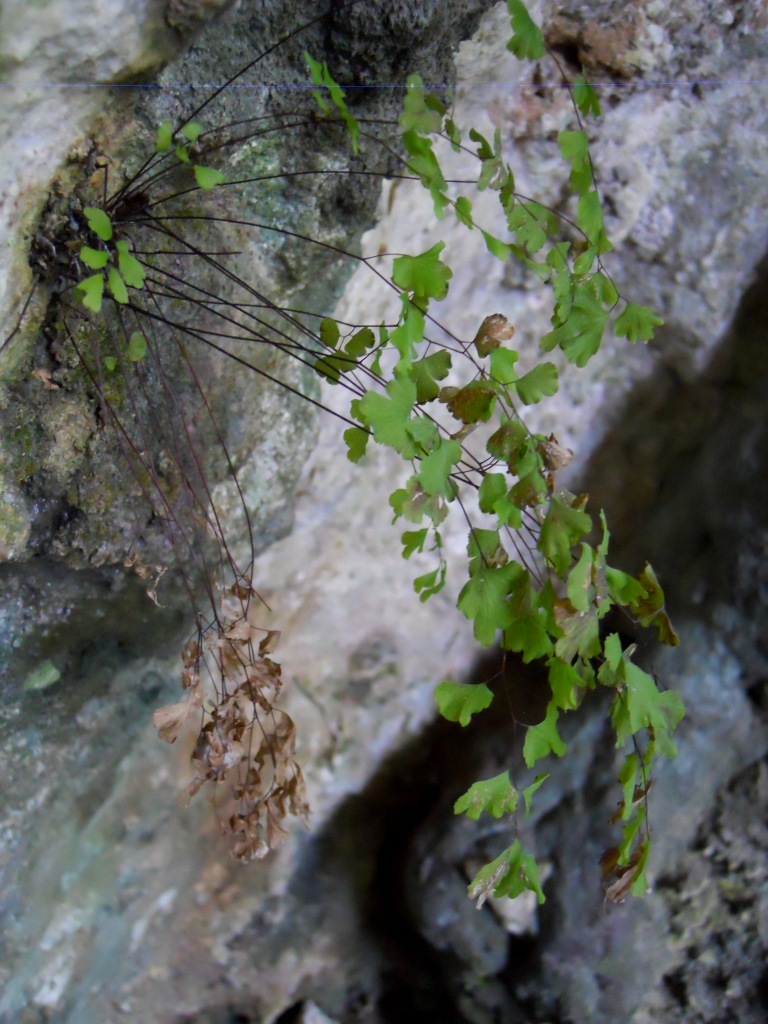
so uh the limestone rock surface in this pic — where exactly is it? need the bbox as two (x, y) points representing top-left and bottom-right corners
(0, 2), (767, 1023)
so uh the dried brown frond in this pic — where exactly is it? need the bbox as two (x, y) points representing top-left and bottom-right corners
(154, 578), (308, 861)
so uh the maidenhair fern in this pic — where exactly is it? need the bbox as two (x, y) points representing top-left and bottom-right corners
(308, 0), (683, 904)
(3, 0), (683, 898)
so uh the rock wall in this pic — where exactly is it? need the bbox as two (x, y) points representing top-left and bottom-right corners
(1, 1), (767, 1023)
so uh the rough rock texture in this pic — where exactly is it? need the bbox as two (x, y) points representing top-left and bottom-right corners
(1, 1), (768, 1023)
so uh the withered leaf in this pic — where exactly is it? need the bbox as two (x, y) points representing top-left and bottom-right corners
(259, 630), (281, 655)
(439, 381), (497, 424)
(153, 691), (201, 743)
(224, 619), (254, 643)
(32, 368), (60, 390)
(473, 313), (515, 357)
(537, 434), (574, 471)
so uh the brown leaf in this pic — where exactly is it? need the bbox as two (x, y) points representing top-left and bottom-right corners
(124, 553), (167, 606)
(224, 619), (254, 643)
(537, 434), (574, 471)
(266, 804), (289, 849)
(182, 637), (199, 666)
(600, 846), (620, 877)
(604, 867), (635, 904)
(259, 630), (281, 655)
(153, 691), (200, 743)
(473, 313), (515, 357)
(32, 368), (60, 390)
(181, 666), (200, 689)
(439, 381), (497, 424)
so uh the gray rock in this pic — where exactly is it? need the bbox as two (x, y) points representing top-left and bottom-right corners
(1, 0), (767, 1022)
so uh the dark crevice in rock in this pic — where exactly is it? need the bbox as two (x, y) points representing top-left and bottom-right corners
(585, 250), (768, 624)
(280, 653), (557, 1024)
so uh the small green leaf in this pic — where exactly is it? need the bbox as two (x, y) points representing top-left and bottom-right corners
(405, 416), (439, 451)
(343, 426), (369, 463)
(401, 529), (428, 559)
(541, 278), (610, 367)
(402, 132), (449, 216)
(454, 771), (518, 820)
(180, 120), (202, 142)
(478, 473), (507, 515)
(606, 566), (648, 606)
(523, 700), (567, 767)
(22, 659), (61, 692)
(413, 563), (446, 601)
(306, 53), (330, 112)
(573, 75), (601, 117)
(503, 611), (553, 663)
(558, 128), (593, 194)
(611, 657), (685, 758)
(306, 52), (360, 152)
(389, 476), (447, 526)
(489, 347), (519, 385)
(156, 120), (173, 152)
(313, 351), (351, 384)
(548, 658), (581, 710)
(471, 127), (507, 191)
(458, 562), (520, 646)
(629, 841), (651, 897)
(357, 376), (418, 457)
(104, 355), (117, 372)
(577, 191), (612, 253)
(482, 230), (512, 262)
(509, 469), (547, 509)
(617, 807), (647, 866)
(468, 840), (545, 905)
(392, 242), (452, 305)
(175, 144), (190, 164)
(595, 272), (619, 306)
(614, 302), (664, 343)
(435, 680), (494, 726)
(539, 495), (592, 575)
(127, 331), (147, 362)
(343, 326), (376, 358)
(193, 165), (225, 190)
(320, 317), (340, 348)
(522, 773), (550, 816)
(399, 73), (444, 134)
(454, 195), (474, 228)
(445, 117), (461, 150)
(412, 350), (452, 403)
(417, 439), (462, 498)
(390, 301), (425, 361)
(80, 246), (109, 270)
(566, 543), (594, 612)
(617, 752), (639, 821)
(631, 563), (679, 646)
(505, 200), (549, 254)
(602, 632), (624, 672)
(514, 362), (559, 404)
(83, 207), (113, 242)
(506, 0), (545, 60)
(107, 267), (128, 304)
(554, 606), (600, 662)
(115, 241), (146, 289)
(573, 246), (597, 276)
(76, 273), (104, 312)
(467, 528), (508, 575)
